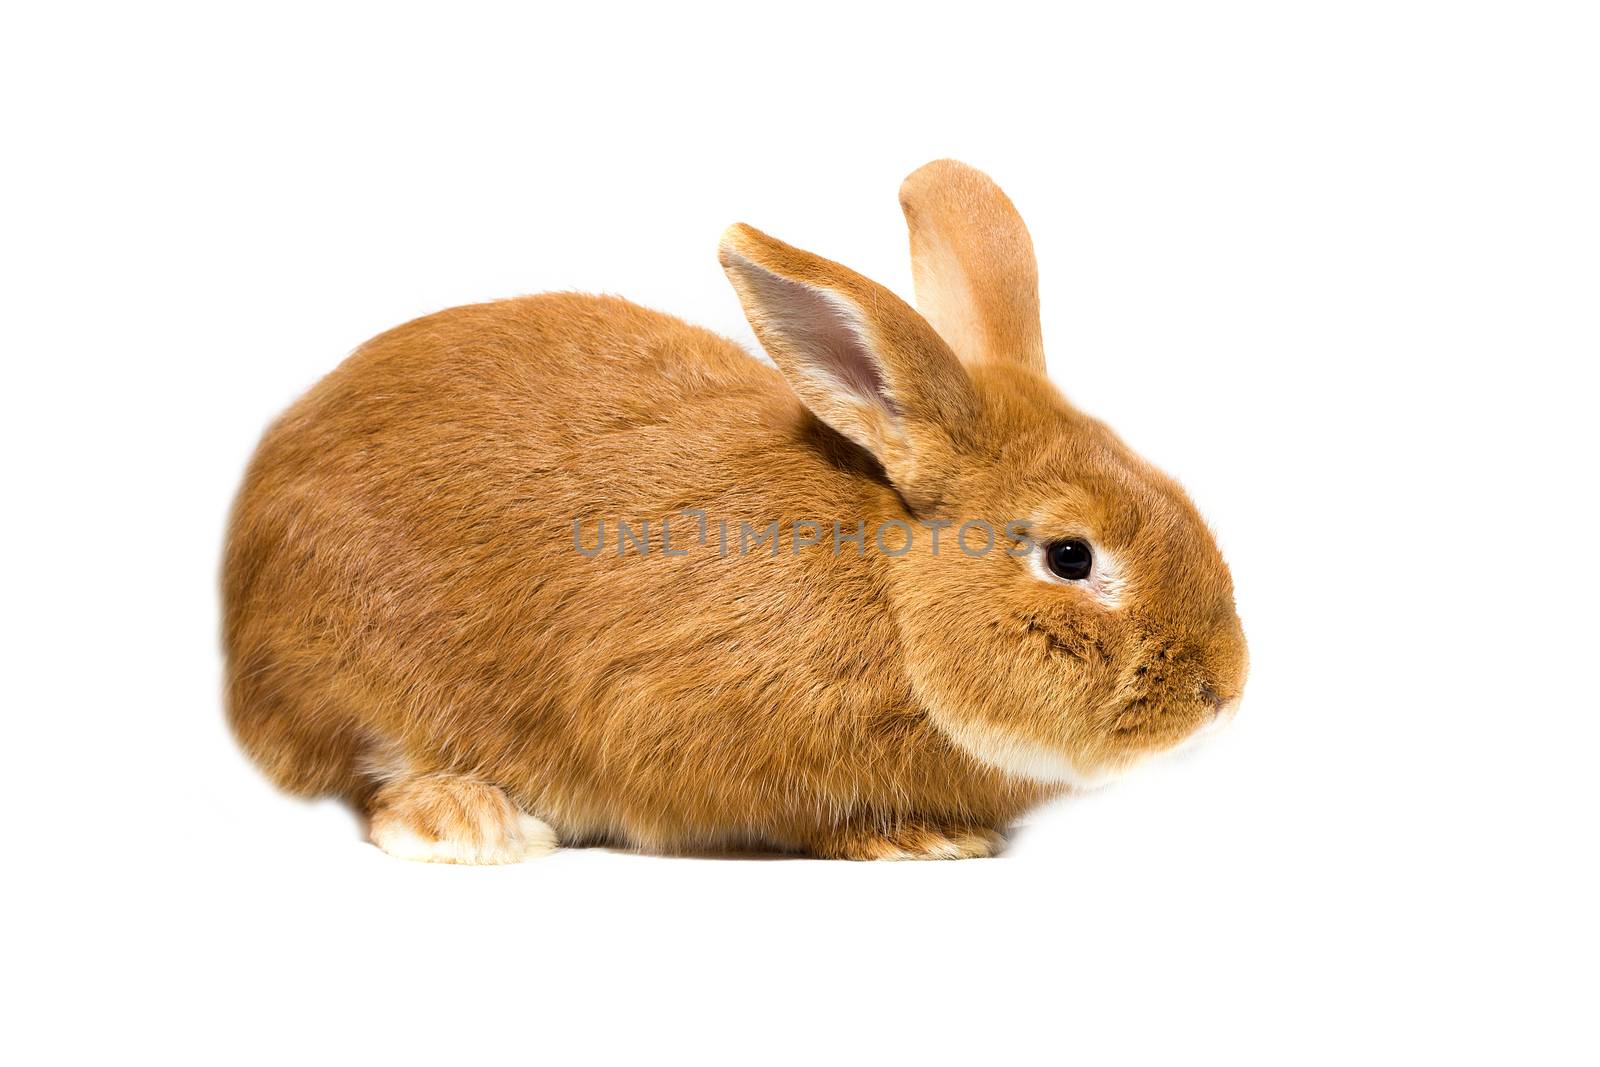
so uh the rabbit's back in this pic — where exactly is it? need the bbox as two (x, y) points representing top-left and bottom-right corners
(222, 293), (1004, 849)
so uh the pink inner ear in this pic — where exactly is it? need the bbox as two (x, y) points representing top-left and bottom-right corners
(743, 267), (899, 416)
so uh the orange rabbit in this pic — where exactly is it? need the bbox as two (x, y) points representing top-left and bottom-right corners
(222, 160), (1247, 862)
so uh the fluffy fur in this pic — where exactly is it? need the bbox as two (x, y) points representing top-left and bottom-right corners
(222, 160), (1247, 862)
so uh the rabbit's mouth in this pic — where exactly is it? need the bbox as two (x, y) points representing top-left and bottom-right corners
(1103, 682), (1233, 747)
(1167, 697), (1240, 754)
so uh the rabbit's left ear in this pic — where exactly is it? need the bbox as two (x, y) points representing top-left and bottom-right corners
(899, 160), (1046, 375)
(718, 223), (976, 507)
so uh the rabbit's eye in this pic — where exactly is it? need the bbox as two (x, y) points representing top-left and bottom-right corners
(1045, 539), (1093, 581)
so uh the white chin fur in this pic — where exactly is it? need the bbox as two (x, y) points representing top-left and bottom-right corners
(940, 720), (1125, 790)
(940, 702), (1240, 790)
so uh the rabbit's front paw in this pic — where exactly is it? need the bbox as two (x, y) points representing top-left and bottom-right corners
(367, 773), (557, 864)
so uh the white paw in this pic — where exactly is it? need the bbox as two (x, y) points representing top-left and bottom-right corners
(371, 811), (558, 865)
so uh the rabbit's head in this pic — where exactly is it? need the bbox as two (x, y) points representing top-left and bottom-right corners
(720, 160), (1247, 788)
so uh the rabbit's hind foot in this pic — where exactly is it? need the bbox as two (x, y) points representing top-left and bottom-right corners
(367, 773), (557, 864)
(810, 820), (1006, 861)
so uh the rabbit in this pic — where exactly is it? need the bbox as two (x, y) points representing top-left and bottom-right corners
(222, 159), (1248, 863)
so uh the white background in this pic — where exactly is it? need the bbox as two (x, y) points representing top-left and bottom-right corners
(5, 2), (1596, 1063)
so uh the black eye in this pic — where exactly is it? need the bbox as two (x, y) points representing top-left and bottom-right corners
(1045, 539), (1093, 581)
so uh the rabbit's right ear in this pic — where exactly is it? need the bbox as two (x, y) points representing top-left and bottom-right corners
(719, 223), (976, 505)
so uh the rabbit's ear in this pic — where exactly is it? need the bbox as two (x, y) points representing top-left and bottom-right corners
(898, 160), (1046, 375)
(719, 223), (976, 499)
